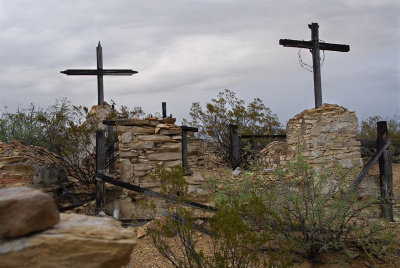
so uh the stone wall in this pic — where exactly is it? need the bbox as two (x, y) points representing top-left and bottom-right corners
(111, 119), (208, 219)
(259, 104), (383, 200)
(261, 104), (362, 172)
(286, 104), (362, 170)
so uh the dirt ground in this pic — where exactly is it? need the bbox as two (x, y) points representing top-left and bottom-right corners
(127, 232), (392, 268)
(124, 163), (400, 268)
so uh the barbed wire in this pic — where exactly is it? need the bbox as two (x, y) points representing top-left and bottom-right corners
(297, 39), (326, 73)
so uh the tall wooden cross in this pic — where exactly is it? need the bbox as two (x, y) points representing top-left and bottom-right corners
(61, 42), (138, 105)
(279, 23), (350, 108)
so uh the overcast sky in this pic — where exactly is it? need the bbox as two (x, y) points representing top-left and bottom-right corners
(0, 0), (399, 126)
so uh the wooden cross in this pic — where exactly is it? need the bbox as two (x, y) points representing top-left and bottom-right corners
(279, 23), (350, 108)
(61, 42), (138, 105)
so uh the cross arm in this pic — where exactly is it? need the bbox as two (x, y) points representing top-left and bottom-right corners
(60, 69), (138, 76)
(279, 39), (313, 49)
(279, 39), (350, 52)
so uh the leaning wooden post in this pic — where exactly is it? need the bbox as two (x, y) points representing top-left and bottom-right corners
(96, 130), (106, 214)
(107, 125), (115, 174)
(229, 124), (241, 169)
(377, 121), (394, 221)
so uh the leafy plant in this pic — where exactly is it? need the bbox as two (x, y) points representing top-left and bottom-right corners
(148, 165), (292, 268)
(183, 89), (282, 167)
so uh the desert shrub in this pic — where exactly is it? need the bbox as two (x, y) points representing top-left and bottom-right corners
(183, 89), (283, 167)
(148, 165), (292, 268)
(149, 157), (400, 266)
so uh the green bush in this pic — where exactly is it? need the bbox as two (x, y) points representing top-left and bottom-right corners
(148, 157), (400, 266)
(148, 165), (292, 268)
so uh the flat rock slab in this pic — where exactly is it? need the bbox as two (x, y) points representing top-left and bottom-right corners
(0, 213), (136, 268)
(0, 187), (59, 238)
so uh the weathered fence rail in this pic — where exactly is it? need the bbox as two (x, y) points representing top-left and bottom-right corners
(229, 124), (287, 169)
(96, 173), (216, 211)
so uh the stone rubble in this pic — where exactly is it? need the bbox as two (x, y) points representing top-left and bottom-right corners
(0, 141), (65, 189)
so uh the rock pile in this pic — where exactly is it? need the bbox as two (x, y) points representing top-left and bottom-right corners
(0, 141), (65, 189)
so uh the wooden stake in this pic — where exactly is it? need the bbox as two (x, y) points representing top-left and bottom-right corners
(96, 130), (106, 214)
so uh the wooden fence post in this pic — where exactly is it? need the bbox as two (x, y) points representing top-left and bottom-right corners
(382, 150), (394, 221)
(107, 125), (115, 174)
(229, 124), (241, 169)
(162, 102), (167, 118)
(377, 121), (394, 221)
(182, 128), (189, 171)
(96, 130), (106, 214)
(180, 126), (198, 173)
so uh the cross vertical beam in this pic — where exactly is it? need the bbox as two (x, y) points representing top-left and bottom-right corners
(309, 23), (322, 108)
(96, 42), (104, 105)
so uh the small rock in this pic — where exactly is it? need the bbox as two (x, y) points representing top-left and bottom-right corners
(136, 226), (147, 239)
(232, 167), (241, 177)
(0, 187), (59, 238)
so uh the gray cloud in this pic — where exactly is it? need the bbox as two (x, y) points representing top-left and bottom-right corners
(0, 0), (398, 125)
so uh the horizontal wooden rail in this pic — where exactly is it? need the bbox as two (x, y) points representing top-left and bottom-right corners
(180, 126), (198, 132)
(96, 173), (216, 212)
(241, 134), (286, 139)
(358, 139), (376, 148)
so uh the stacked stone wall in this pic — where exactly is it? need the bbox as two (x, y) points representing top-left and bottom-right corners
(259, 104), (383, 204)
(260, 104), (362, 174)
(113, 119), (207, 218)
(286, 104), (362, 170)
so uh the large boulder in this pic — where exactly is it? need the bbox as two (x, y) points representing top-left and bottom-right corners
(0, 213), (136, 268)
(0, 187), (59, 238)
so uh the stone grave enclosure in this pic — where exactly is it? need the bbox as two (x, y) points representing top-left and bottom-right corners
(260, 104), (381, 200)
(108, 119), (209, 219)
